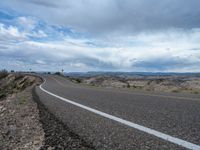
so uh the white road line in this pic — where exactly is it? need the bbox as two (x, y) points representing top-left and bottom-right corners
(39, 79), (200, 150)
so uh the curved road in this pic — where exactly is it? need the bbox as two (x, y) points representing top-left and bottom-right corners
(35, 75), (200, 150)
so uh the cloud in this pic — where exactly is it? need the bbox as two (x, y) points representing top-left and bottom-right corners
(17, 16), (36, 31)
(0, 23), (26, 39)
(1, 0), (200, 35)
(0, 19), (200, 72)
(0, 1), (200, 72)
(133, 56), (198, 71)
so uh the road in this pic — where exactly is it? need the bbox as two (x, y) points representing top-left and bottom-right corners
(35, 75), (200, 150)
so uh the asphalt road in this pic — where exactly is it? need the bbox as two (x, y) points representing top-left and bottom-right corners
(35, 75), (200, 150)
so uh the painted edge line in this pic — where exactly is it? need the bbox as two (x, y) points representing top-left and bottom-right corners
(39, 78), (200, 150)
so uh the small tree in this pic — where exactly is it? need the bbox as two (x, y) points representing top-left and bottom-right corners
(55, 72), (61, 76)
(0, 69), (8, 79)
(76, 78), (81, 83)
(127, 83), (131, 88)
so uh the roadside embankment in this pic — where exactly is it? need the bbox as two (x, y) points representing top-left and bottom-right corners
(0, 72), (95, 149)
(0, 73), (44, 149)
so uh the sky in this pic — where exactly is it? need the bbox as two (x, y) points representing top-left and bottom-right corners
(0, 0), (200, 72)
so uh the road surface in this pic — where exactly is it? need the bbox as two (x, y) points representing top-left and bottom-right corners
(35, 75), (200, 150)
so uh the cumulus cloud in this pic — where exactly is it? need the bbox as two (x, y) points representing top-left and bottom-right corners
(17, 17), (36, 31)
(0, 19), (200, 72)
(0, 1), (200, 72)
(0, 23), (26, 39)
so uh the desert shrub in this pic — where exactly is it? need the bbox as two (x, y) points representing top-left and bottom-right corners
(55, 72), (61, 75)
(155, 78), (165, 84)
(75, 78), (81, 83)
(0, 69), (8, 79)
(15, 74), (24, 81)
(172, 89), (180, 93)
(132, 85), (137, 88)
(191, 91), (199, 94)
(147, 81), (151, 85)
(0, 92), (6, 100)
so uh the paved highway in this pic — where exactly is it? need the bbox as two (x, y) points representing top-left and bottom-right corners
(35, 75), (200, 150)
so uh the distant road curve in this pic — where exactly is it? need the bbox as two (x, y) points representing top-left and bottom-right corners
(35, 75), (200, 150)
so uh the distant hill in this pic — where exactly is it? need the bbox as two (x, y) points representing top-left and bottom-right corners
(65, 71), (200, 77)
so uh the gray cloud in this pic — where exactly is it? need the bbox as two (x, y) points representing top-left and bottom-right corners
(26, 0), (60, 8)
(2, 0), (200, 35)
(71, 57), (117, 70)
(133, 56), (200, 71)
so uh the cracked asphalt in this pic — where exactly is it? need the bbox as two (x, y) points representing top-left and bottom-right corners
(35, 75), (200, 150)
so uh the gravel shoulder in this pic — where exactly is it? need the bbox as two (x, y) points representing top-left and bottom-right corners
(0, 73), (95, 149)
(0, 75), (44, 150)
(33, 86), (95, 150)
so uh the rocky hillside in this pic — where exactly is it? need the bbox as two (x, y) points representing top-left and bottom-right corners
(0, 72), (44, 150)
(0, 73), (36, 100)
(69, 75), (200, 94)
